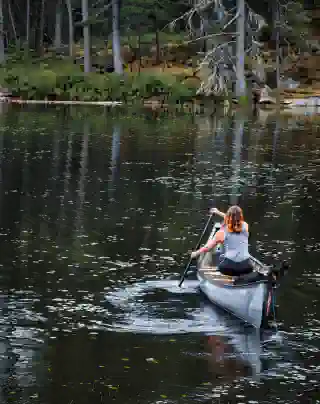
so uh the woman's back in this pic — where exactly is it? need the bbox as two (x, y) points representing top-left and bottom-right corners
(224, 222), (250, 263)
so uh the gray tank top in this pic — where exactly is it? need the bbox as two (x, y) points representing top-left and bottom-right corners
(224, 222), (250, 262)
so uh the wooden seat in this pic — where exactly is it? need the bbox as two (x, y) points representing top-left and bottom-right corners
(198, 268), (234, 284)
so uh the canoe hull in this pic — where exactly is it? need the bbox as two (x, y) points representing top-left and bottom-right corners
(196, 221), (279, 328)
(197, 271), (269, 328)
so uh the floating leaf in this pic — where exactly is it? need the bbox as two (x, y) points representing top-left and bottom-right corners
(30, 393), (39, 399)
(160, 394), (167, 398)
(107, 385), (119, 390)
(124, 366), (130, 369)
(146, 357), (159, 363)
(169, 339), (176, 342)
(121, 358), (129, 361)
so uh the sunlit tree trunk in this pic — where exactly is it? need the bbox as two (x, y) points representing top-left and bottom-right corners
(112, 0), (123, 74)
(0, 0), (5, 64)
(54, 0), (62, 49)
(235, 0), (246, 99)
(81, 0), (91, 72)
(65, 0), (74, 57)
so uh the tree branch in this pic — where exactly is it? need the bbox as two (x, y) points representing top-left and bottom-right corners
(184, 31), (237, 45)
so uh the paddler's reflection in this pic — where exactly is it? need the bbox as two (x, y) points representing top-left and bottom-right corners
(205, 334), (252, 381)
(199, 300), (263, 382)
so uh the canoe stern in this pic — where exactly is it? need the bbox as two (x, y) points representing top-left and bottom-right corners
(198, 273), (267, 328)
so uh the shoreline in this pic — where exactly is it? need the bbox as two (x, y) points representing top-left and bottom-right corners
(0, 98), (123, 106)
(0, 95), (319, 115)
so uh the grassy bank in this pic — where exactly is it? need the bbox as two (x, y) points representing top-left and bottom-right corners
(0, 59), (199, 104)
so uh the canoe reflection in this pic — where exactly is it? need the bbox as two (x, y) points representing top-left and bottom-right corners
(201, 301), (266, 381)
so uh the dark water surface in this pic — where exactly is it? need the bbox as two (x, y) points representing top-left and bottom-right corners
(0, 105), (318, 403)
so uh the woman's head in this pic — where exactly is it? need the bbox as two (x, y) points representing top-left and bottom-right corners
(224, 205), (244, 232)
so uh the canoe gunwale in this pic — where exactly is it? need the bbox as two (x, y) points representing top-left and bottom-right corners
(198, 278), (269, 288)
(197, 269), (271, 288)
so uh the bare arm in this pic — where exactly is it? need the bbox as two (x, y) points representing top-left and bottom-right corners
(191, 230), (225, 258)
(210, 207), (226, 219)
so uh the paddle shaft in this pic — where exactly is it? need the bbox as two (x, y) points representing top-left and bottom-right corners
(178, 212), (214, 287)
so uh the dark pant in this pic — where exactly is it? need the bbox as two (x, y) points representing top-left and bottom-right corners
(218, 258), (253, 277)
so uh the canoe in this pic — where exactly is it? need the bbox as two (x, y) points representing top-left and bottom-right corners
(197, 222), (288, 328)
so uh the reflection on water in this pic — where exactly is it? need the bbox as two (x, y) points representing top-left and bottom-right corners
(0, 106), (318, 403)
(105, 279), (222, 334)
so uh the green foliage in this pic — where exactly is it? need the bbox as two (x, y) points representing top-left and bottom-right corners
(281, 1), (311, 47)
(121, 32), (186, 48)
(237, 95), (250, 107)
(0, 62), (197, 104)
(121, 0), (188, 30)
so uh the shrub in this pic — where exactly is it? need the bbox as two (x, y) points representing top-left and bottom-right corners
(0, 61), (198, 103)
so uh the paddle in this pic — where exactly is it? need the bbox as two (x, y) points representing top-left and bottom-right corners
(178, 211), (214, 287)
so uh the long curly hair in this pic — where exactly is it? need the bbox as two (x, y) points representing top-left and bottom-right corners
(224, 205), (244, 233)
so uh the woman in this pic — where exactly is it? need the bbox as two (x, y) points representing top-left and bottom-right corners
(190, 205), (252, 276)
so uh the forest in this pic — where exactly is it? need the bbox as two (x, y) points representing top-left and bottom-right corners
(0, 0), (318, 104)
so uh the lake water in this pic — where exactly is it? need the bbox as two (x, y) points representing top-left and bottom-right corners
(0, 104), (318, 403)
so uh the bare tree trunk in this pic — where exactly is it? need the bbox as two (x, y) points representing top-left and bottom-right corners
(8, 0), (17, 44)
(138, 26), (141, 73)
(81, 0), (91, 72)
(26, 0), (30, 48)
(155, 27), (160, 65)
(199, 15), (209, 53)
(65, 0), (74, 57)
(235, 0), (246, 99)
(39, 0), (46, 54)
(153, 16), (160, 65)
(54, 0), (62, 49)
(112, 0), (123, 74)
(0, 0), (5, 64)
(274, 1), (281, 105)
